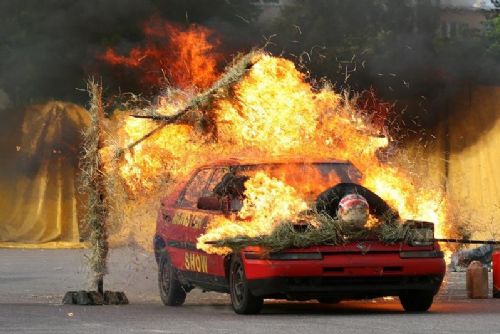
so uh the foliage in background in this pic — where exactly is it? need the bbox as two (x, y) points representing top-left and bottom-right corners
(267, 1), (500, 133)
(2, 0), (500, 116)
(484, 15), (500, 56)
(269, 1), (439, 92)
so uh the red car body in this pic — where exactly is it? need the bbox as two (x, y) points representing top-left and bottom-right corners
(154, 159), (446, 313)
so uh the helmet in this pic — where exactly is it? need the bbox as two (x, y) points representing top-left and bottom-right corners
(337, 193), (369, 228)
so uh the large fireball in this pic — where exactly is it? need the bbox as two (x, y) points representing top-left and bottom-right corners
(106, 51), (447, 253)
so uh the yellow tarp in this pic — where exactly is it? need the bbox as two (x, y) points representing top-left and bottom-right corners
(404, 85), (500, 240)
(0, 101), (89, 245)
(447, 86), (500, 239)
(0, 241), (86, 249)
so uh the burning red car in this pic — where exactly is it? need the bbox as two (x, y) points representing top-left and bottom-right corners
(154, 160), (445, 314)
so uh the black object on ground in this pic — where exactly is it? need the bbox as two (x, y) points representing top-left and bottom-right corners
(62, 291), (128, 305)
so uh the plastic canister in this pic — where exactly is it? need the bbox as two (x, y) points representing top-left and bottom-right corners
(466, 261), (488, 299)
(493, 250), (500, 298)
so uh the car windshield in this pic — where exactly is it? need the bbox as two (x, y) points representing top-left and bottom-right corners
(233, 162), (362, 202)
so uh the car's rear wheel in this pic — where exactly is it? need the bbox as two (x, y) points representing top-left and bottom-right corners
(158, 255), (186, 306)
(229, 256), (263, 314)
(399, 290), (434, 312)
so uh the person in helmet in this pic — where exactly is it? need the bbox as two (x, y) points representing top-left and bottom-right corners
(315, 183), (399, 227)
(336, 193), (370, 228)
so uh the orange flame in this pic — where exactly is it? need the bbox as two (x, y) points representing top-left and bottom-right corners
(197, 172), (308, 255)
(101, 17), (221, 90)
(112, 52), (447, 253)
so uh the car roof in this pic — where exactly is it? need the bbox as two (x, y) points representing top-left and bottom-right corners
(199, 158), (353, 169)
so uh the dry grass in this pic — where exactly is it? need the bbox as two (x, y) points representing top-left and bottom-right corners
(79, 79), (109, 287)
(116, 49), (264, 156)
(210, 212), (414, 253)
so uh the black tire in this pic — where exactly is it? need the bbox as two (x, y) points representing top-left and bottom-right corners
(399, 290), (434, 312)
(229, 256), (263, 314)
(317, 297), (341, 305)
(158, 255), (186, 306)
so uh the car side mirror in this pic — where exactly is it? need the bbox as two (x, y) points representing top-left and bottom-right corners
(197, 196), (226, 211)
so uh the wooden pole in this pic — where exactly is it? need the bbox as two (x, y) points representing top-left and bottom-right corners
(83, 79), (109, 293)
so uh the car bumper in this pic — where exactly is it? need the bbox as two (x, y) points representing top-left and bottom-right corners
(243, 252), (445, 299)
(247, 275), (444, 299)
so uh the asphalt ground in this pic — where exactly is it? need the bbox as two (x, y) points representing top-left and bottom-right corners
(0, 247), (499, 334)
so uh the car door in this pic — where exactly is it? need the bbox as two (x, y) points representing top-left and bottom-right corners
(167, 168), (213, 283)
(190, 167), (232, 290)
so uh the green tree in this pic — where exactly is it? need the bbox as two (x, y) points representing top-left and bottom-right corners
(266, 1), (500, 132)
(267, 1), (440, 96)
(484, 15), (500, 57)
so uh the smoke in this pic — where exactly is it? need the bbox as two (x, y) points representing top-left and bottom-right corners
(0, 0), (261, 184)
(261, 0), (500, 144)
(0, 0), (260, 108)
(1, 1), (499, 148)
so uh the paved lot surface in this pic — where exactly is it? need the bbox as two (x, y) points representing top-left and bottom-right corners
(1, 248), (499, 334)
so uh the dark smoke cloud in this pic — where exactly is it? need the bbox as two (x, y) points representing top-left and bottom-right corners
(1, 1), (499, 149)
(0, 1), (145, 104)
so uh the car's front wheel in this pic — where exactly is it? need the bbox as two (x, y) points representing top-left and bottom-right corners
(158, 255), (186, 306)
(229, 256), (263, 314)
(399, 290), (434, 312)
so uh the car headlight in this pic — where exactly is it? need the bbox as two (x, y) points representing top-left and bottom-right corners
(406, 220), (434, 246)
